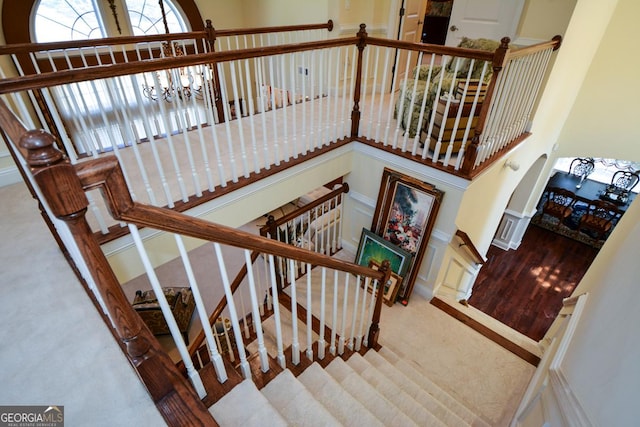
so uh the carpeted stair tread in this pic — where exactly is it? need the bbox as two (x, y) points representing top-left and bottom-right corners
(247, 304), (319, 358)
(298, 362), (384, 427)
(208, 379), (287, 427)
(325, 357), (419, 427)
(346, 353), (447, 426)
(261, 369), (342, 426)
(363, 350), (471, 426)
(379, 347), (490, 427)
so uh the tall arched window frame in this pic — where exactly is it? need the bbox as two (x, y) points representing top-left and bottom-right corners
(1, 0), (204, 45)
(1, 0), (205, 155)
(32, 0), (191, 43)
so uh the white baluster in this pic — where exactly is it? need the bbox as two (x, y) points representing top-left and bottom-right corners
(213, 243), (251, 379)
(358, 45), (371, 140)
(288, 55), (298, 159)
(175, 235), (227, 382)
(318, 267), (327, 359)
(338, 272), (350, 355)
(298, 50), (308, 154)
(228, 59), (250, 178)
(306, 264), (313, 361)
(391, 50), (413, 149)
(201, 68), (228, 186)
(267, 254), (286, 368)
(129, 225), (206, 398)
(308, 50), (317, 152)
(355, 274), (369, 351)
(288, 259), (300, 365)
(150, 72), (190, 203)
(267, 56), (281, 165)
(374, 47), (391, 143)
(127, 74), (174, 207)
(279, 54), (290, 161)
(216, 65), (240, 183)
(244, 250), (269, 373)
(349, 275), (362, 351)
(254, 55), (271, 170)
(329, 269), (339, 355)
(332, 47), (341, 142)
(243, 58), (261, 173)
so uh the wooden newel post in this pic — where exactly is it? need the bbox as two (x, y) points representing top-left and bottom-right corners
(460, 37), (511, 177)
(368, 260), (391, 349)
(20, 129), (153, 360)
(350, 23), (368, 138)
(264, 214), (285, 289)
(204, 19), (225, 124)
(20, 130), (214, 424)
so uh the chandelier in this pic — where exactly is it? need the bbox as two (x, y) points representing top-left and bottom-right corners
(140, 1), (208, 102)
(141, 42), (208, 102)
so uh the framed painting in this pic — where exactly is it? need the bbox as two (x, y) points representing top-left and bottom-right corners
(355, 228), (412, 278)
(367, 260), (403, 307)
(371, 168), (444, 302)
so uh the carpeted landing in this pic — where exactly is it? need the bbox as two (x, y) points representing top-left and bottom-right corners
(209, 306), (491, 427)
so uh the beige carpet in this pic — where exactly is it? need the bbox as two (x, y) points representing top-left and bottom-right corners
(0, 182), (164, 426)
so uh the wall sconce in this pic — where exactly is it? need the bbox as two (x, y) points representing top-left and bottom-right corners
(504, 159), (520, 171)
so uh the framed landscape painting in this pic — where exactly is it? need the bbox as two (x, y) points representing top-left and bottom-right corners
(355, 228), (411, 278)
(371, 168), (443, 301)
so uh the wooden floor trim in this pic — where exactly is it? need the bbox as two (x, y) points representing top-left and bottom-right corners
(430, 297), (541, 367)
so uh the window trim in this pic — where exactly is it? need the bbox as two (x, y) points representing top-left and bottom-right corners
(2, 0), (205, 44)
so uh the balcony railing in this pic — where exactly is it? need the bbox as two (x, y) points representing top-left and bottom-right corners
(0, 23), (560, 244)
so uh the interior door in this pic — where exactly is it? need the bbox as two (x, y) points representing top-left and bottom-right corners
(395, 0), (428, 80)
(444, 0), (524, 46)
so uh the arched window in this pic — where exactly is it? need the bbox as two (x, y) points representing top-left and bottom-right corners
(2, 0), (204, 44)
(33, 0), (190, 43)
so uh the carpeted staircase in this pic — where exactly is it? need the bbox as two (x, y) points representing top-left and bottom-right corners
(208, 305), (492, 426)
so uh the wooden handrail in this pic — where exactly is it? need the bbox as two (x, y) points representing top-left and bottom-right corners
(0, 100), (215, 426)
(455, 230), (487, 265)
(259, 183), (349, 236)
(213, 20), (334, 37)
(0, 20), (334, 55)
(0, 37), (357, 95)
(367, 36), (496, 60)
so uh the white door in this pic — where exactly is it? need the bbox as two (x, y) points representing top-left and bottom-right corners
(445, 0), (524, 46)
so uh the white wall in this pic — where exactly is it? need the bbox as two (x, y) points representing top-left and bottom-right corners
(547, 0), (640, 424)
(342, 144), (468, 298)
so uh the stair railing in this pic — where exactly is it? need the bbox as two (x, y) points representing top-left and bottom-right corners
(1, 97), (390, 417)
(185, 182), (349, 366)
(0, 100), (215, 425)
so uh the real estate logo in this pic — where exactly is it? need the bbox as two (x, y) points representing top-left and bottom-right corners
(0, 406), (64, 427)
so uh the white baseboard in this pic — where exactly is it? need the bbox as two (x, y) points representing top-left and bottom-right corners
(0, 165), (21, 187)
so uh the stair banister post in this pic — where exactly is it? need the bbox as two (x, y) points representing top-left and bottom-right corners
(19, 130), (215, 425)
(367, 260), (391, 349)
(350, 23), (367, 138)
(264, 214), (286, 290)
(204, 19), (225, 124)
(460, 37), (511, 177)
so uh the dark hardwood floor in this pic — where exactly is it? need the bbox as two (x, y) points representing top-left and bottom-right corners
(468, 224), (599, 341)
